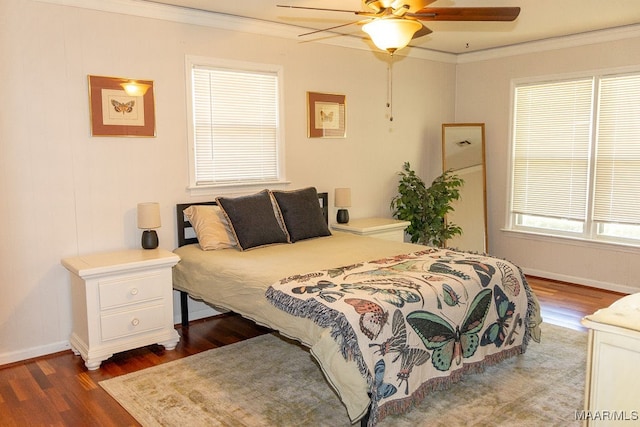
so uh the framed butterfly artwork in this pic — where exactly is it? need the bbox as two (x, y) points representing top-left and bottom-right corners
(307, 91), (346, 138)
(88, 75), (156, 137)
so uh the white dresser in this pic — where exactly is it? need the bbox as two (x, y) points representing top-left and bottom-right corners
(331, 217), (410, 242)
(581, 293), (640, 426)
(62, 249), (180, 370)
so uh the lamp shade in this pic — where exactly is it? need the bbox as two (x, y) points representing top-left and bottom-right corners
(137, 202), (161, 229)
(362, 18), (422, 54)
(334, 188), (352, 208)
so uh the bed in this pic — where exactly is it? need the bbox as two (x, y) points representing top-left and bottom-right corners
(172, 187), (542, 426)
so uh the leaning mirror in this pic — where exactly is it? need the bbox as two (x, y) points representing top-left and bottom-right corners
(442, 123), (488, 253)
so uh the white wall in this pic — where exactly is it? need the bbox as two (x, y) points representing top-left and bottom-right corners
(0, 0), (455, 364)
(455, 35), (640, 294)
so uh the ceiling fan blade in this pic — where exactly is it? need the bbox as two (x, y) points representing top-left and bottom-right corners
(410, 7), (521, 22)
(277, 5), (370, 16)
(298, 21), (362, 37)
(412, 24), (432, 39)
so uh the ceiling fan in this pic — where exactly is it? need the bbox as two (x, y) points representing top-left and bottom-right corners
(278, 0), (521, 54)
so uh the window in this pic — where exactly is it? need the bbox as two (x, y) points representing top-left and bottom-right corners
(509, 70), (640, 245)
(185, 56), (285, 192)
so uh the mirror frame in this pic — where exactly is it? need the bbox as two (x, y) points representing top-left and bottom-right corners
(442, 123), (488, 252)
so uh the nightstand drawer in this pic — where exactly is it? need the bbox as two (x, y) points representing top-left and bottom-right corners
(100, 304), (165, 341)
(99, 272), (165, 310)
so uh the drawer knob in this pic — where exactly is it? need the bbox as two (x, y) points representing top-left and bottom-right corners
(131, 318), (140, 327)
(130, 288), (139, 295)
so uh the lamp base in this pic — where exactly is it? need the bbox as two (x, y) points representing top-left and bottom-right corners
(336, 209), (349, 224)
(141, 230), (159, 249)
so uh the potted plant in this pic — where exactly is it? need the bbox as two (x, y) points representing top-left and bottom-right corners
(390, 162), (464, 247)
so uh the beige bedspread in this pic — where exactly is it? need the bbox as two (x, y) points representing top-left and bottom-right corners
(172, 231), (425, 421)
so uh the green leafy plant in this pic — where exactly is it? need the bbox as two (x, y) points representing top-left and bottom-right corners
(390, 162), (464, 247)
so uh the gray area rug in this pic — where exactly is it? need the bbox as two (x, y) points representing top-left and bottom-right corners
(100, 322), (586, 426)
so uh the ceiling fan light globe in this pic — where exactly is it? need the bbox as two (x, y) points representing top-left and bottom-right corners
(362, 18), (421, 54)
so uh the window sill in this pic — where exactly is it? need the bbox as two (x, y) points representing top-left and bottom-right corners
(187, 180), (291, 197)
(501, 228), (640, 254)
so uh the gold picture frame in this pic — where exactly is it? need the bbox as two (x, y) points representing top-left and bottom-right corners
(307, 92), (346, 138)
(88, 75), (156, 137)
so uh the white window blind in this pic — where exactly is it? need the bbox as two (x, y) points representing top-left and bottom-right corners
(509, 69), (640, 245)
(511, 78), (594, 221)
(593, 74), (640, 226)
(191, 65), (280, 185)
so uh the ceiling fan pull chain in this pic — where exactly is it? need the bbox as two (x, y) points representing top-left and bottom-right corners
(387, 59), (393, 122)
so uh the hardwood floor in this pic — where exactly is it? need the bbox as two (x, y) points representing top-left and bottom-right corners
(526, 276), (624, 331)
(0, 277), (625, 426)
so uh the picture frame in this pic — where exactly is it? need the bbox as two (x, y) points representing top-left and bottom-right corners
(88, 75), (156, 137)
(307, 91), (346, 138)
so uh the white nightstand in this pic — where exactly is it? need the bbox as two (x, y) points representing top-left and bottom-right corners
(331, 218), (410, 242)
(581, 293), (640, 426)
(62, 249), (181, 370)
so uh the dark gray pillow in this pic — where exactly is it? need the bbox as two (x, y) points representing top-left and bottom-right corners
(271, 187), (331, 242)
(216, 190), (289, 250)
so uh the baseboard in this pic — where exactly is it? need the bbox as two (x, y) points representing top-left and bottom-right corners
(2, 304), (220, 367)
(522, 267), (636, 295)
(172, 306), (219, 325)
(171, 290), (222, 325)
(0, 340), (72, 367)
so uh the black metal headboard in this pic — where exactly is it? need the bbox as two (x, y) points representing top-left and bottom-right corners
(176, 192), (329, 247)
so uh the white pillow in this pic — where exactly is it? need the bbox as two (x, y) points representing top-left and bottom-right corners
(183, 205), (237, 250)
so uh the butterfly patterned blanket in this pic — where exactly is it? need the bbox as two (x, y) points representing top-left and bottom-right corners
(266, 247), (541, 426)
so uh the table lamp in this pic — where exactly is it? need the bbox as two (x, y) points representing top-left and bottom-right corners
(334, 188), (351, 224)
(137, 202), (161, 249)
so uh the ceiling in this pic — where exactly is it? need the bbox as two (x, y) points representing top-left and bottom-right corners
(144, 0), (640, 55)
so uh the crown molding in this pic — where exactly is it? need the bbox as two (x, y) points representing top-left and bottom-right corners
(35, 0), (640, 65)
(456, 24), (640, 64)
(33, 0), (458, 62)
